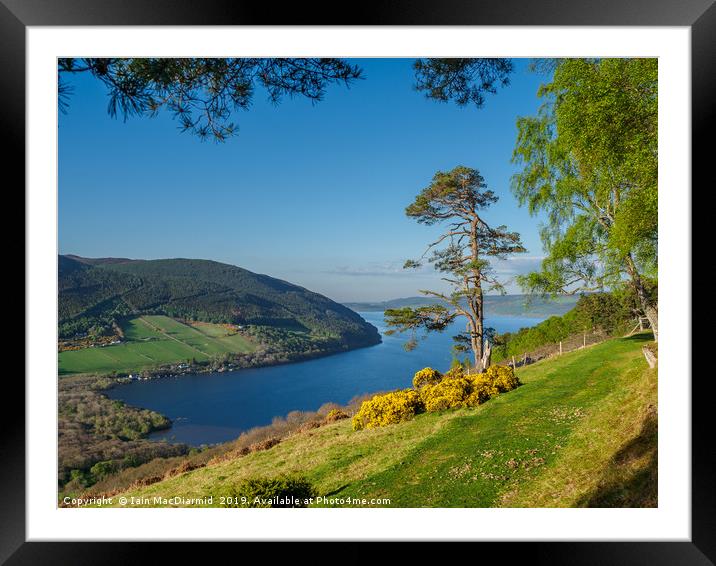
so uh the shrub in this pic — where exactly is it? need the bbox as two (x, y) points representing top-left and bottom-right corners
(463, 383), (492, 407)
(419, 378), (474, 412)
(464, 365), (520, 398)
(164, 460), (205, 479)
(352, 389), (424, 430)
(285, 410), (313, 425)
(443, 364), (465, 380)
(412, 367), (443, 389)
(317, 402), (343, 415)
(249, 437), (281, 452)
(68, 469), (92, 488)
(419, 366), (520, 413)
(345, 392), (383, 416)
(484, 365), (521, 393)
(89, 460), (118, 482)
(220, 475), (317, 508)
(297, 421), (321, 433)
(466, 373), (500, 398)
(324, 409), (349, 422)
(351, 365), (521, 431)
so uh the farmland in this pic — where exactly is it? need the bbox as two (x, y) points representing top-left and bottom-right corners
(58, 315), (255, 376)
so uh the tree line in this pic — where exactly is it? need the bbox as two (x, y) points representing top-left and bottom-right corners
(491, 285), (657, 364)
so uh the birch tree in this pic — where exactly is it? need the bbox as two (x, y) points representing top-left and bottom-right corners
(511, 58), (658, 340)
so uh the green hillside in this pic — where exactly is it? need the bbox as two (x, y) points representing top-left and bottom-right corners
(58, 255), (381, 371)
(59, 315), (255, 376)
(99, 333), (656, 508)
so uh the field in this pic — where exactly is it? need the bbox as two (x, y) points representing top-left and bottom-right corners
(59, 315), (255, 376)
(103, 333), (656, 507)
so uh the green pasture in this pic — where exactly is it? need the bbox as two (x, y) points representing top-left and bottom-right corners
(59, 315), (255, 376)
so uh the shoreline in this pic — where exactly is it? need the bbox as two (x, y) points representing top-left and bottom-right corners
(76, 337), (383, 443)
(62, 334), (383, 384)
(95, 313), (554, 446)
(57, 336), (383, 491)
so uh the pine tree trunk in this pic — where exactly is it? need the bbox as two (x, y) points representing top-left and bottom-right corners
(470, 318), (484, 372)
(466, 216), (488, 371)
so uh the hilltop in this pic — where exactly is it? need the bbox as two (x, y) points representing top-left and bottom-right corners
(84, 333), (656, 508)
(58, 255), (380, 375)
(59, 254), (379, 345)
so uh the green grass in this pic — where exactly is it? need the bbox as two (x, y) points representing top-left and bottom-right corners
(59, 315), (255, 376)
(122, 317), (161, 341)
(188, 321), (254, 352)
(189, 322), (232, 338)
(103, 333), (656, 507)
(140, 316), (226, 357)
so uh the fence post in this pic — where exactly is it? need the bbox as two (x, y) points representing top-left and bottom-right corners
(559, 341), (562, 355)
(583, 332), (586, 348)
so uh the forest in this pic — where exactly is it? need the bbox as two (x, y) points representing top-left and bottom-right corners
(59, 255), (381, 348)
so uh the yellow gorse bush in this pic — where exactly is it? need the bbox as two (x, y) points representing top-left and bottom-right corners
(412, 367), (443, 389)
(485, 364), (521, 393)
(352, 389), (424, 430)
(419, 377), (474, 411)
(443, 365), (465, 380)
(467, 373), (500, 397)
(352, 365), (521, 431)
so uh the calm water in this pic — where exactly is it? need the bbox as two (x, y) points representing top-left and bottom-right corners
(106, 312), (544, 446)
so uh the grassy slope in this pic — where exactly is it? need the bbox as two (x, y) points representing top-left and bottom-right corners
(105, 334), (656, 507)
(59, 315), (255, 376)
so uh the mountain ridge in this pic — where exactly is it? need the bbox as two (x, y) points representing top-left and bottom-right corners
(58, 255), (381, 349)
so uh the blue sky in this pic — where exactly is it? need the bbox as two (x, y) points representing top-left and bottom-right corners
(59, 58), (550, 302)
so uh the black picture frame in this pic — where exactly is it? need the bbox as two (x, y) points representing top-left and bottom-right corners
(6, 0), (708, 562)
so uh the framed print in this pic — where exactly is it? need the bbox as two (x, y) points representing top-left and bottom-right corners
(6, 0), (710, 561)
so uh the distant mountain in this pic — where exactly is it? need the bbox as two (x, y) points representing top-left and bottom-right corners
(343, 294), (579, 318)
(58, 255), (380, 348)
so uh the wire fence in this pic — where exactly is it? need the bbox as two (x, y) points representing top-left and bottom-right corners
(495, 329), (610, 370)
(460, 317), (651, 374)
